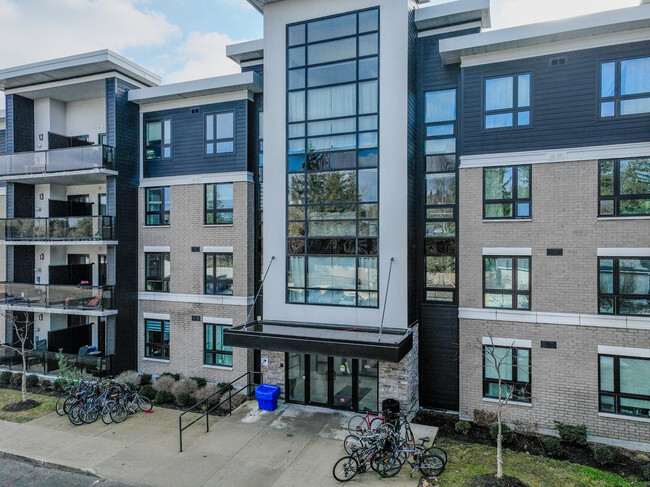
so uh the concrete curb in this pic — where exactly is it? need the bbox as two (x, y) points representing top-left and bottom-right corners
(0, 450), (99, 478)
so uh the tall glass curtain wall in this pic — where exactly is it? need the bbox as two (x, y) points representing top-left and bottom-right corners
(424, 89), (457, 303)
(286, 8), (380, 308)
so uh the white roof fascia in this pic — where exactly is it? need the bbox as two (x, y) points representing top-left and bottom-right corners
(415, 0), (490, 31)
(226, 39), (264, 64)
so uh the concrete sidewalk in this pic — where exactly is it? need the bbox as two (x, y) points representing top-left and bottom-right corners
(0, 402), (438, 487)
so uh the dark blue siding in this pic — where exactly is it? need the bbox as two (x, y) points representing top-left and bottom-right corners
(143, 100), (249, 178)
(0, 129), (6, 155)
(242, 63), (264, 81)
(462, 40), (650, 155)
(6, 94), (34, 154)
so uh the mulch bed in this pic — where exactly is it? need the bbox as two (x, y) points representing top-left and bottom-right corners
(2, 399), (41, 412)
(414, 409), (649, 480)
(470, 474), (530, 487)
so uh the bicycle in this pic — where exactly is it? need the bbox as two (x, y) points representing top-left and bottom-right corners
(376, 436), (445, 479)
(333, 435), (388, 482)
(347, 410), (385, 435)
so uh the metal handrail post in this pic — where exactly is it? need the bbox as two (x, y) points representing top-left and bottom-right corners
(179, 416), (183, 452)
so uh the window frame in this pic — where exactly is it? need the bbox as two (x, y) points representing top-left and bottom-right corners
(598, 256), (650, 316)
(599, 56), (650, 119)
(482, 345), (532, 403)
(204, 183), (234, 225)
(144, 252), (170, 293)
(145, 187), (170, 226)
(483, 73), (533, 130)
(144, 319), (170, 360)
(483, 165), (532, 220)
(204, 252), (234, 296)
(144, 119), (171, 160)
(205, 111), (235, 155)
(598, 158), (650, 217)
(483, 255), (531, 310)
(204, 323), (233, 367)
(598, 353), (650, 418)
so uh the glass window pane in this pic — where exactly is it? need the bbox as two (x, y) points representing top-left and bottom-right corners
(289, 123), (305, 138)
(601, 62), (616, 98)
(358, 168), (378, 202)
(599, 161), (614, 196)
(485, 167), (513, 200)
(288, 23), (305, 46)
(288, 174), (305, 204)
(600, 395), (615, 412)
(163, 120), (171, 144)
(146, 122), (162, 144)
(288, 91), (305, 122)
(620, 397), (650, 417)
(599, 259), (614, 293)
(619, 159), (650, 195)
(359, 33), (378, 57)
(427, 207), (454, 219)
(485, 203), (512, 218)
(486, 77), (514, 111)
(358, 81), (378, 114)
(516, 202), (530, 218)
(516, 258), (530, 291)
(307, 13), (357, 43)
(358, 257), (378, 290)
(599, 199), (614, 216)
(486, 113), (514, 129)
(359, 9), (378, 33)
(425, 89), (456, 123)
(517, 349), (530, 382)
(308, 61), (356, 87)
(288, 139), (305, 154)
(358, 132), (378, 149)
(425, 256), (455, 288)
(307, 171), (356, 204)
(426, 174), (456, 205)
(485, 257), (513, 290)
(427, 124), (454, 137)
(485, 293), (513, 309)
(601, 101), (615, 117)
(308, 84), (356, 120)
(358, 116), (378, 131)
(288, 288), (305, 303)
(518, 74), (530, 107)
(308, 118), (355, 137)
(517, 166), (530, 198)
(308, 37), (356, 65)
(620, 199), (650, 216)
(217, 183), (234, 210)
(517, 294), (530, 310)
(289, 69), (305, 90)
(621, 57), (650, 96)
(206, 115), (214, 141)
(358, 57), (378, 80)
(426, 290), (454, 302)
(217, 142), (234, 154)
(307, 135), (356, 152)
(425, 138), (456, 155)
(288, 256), (305, 288)
(307, 256), (356, 289)
(621, 97), (650, 115)
(619, 299), (650, 315)
(518, 111), (530, 126)
(288, 47), (305, 68)
(619, 259), (650, 295)
(484, 347), (513, 380)
(426, 155), (456, 173)
(426, 222), (455, 238)
(308, 220), (356, 236)
(599, 356), (614, 392)
(620, 357), (650, 396)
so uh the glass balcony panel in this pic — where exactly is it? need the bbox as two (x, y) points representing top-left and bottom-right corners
(0, 283), (113, 310)
(0, 145), (114, 177)
(0, 216), (113, 241)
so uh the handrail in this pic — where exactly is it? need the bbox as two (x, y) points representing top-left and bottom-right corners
(0, 145), (114, 176)
(178, 370), (263, 452)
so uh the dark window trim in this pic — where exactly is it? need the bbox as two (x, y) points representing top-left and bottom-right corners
(204, 252), (234, 296)
(144, 119), (171, 160)
(599, 56), (650, 120)
(482, 73), (533, 131)
(204, 323), (233, 366)
(598, 353), (650, 418)
(204, 111), (235, 155)
(598, 256), (650, 316)
(483, 165), (532, 220)
(598, 158), (650, 217)
(145, 252), (170, 293)
(204, 183), (234, 225)
(145, 187), (170, 226)
(482, 345), (532, 403)
(483, 255), (531, 310)
(144, 318), (170, 360)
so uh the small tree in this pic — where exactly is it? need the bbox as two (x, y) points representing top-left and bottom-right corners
(0, 312), (35, 402)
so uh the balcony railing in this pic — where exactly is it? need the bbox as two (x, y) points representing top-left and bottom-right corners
(0, 216), (114, 241)
(0, 348), (113, 378)
(0, 282), (114, 311)
(0, 145), (114, 177)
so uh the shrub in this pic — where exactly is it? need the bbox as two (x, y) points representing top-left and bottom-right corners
(454, 421), (471, 436)
(473, 409), (497, 427)
(176, 392), (193, 408)
(161, 372), (181, 381)
(139, 385), (156, 400)
(216, 382), (234, 392)
(139, 374), (152, 387)
(53, 378), (67, 392)
(593, 446), (615, 466)
(172, 379), (198, 397)
(543, 437), (565, 459)
(0, 371), (12, 385)
(25, 375), (39, 388)
(116, 370), (141, 388)
(489, 423), (515, 445)
(155, 389), (173, 405)
(10, 373), (22, 386)
(40, 379), (52, 389)
(190, 376), (207, 388)
(153, 375), (176, 393)
(219, 393), (247, 413)
(641, 464), (650, 481)
(194, 385), (221, 408)
(555, 422), (587, 446)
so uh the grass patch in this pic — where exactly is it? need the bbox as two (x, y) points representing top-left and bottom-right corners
(0, 388), (56, 423)
(435, 438), (646, 487)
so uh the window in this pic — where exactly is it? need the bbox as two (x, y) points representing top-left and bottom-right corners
(205, 253), (233, 295)
(98, 194), (107, 216)
(599, 158), (650, 217)
(145, 319), (169, 359)
(599, 354), (650, 418)
(204, 324), (233, 366)
(145, 120), (171, 160)
(286, 8), (379, 308)
(205, 183), (234, 224)
(484, 256), (531, 310)
(145, 187), (170, 225)
(600, 57), (650, 118)
(484, 74), (531, 129)
(206, 112), (235, 154)
(483, 346), (531, 403)
(599, 257), (650, 315)
(98, 133), (107, 146)
(484, 165), (531, 219)
(145, 253), (170, 292)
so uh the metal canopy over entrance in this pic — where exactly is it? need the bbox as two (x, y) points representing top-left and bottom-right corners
(223, 320), (413, 363)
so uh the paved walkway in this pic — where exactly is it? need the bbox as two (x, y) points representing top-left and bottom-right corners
(0, 401), (438, 487)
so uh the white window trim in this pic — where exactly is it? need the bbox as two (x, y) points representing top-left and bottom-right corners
(483, 397), (532, 407)
(482, 247), (532, 256)
(597, 345), (650, 359)
(598, 412), (650, 424)
(203, 316), (233, 325)
(482, 337), (532, 348)
(144, 246), (171, 253)
(202, 364), (234, 371)
(143, 312), (171, 320)
(203, 246), (234, 253)
(597, 248), (650, 257)
(142, 357), (170, 363)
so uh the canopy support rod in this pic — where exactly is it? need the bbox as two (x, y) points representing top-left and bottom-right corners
(244, 255), (275, 330)
(379, 257), (395, 342)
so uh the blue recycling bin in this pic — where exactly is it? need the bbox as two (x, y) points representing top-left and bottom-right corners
(255, 384), (281, 411)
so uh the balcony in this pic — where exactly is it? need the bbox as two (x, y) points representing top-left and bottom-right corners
(0, 216), (114, 241)
(0, 282), (114, 311)
(0, 348), (113, 378)
(0, 145), (114, 177)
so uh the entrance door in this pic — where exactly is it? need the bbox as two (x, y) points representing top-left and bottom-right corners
(309, 354), (329, 406)
(331, 357), (354, 410)
(301, 355), (356, 411)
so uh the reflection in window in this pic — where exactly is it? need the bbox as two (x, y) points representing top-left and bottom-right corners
(484, 256), (531, 310)
(145, 253), (170, 292)
(145, 319), (170, 359)
(483, 346), (531, 403)
(145, 187), (170, 226)
(204, 324), (233, 367)
(484, 74), (531, 129)
(599, 257), (650, 315)
(599, 354), (650, 418)
(145, 120), (171, 159)
(205, 183), (234, 224)
(484, 165), (531, 219)
(205, 253), (233, 296)
(206, 112), (235, 154)
(601, 57), (650, 118)
(599, 158), (650, 217)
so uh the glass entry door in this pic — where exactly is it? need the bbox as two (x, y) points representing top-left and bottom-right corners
(331, 357), (354, 410)
(309, 354), (329, 405)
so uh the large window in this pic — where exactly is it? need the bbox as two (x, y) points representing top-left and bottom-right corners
(145, 253), (170, 292)
(204, 324), (233, 367)
(484, 74), (531, 129)
(145, 319), (170, 359)
(484, 165), (531, 219)
(145, 120), (171, 160)
(599, 354), (650, 418)
(599, 257), (650, 315)
(483, 346), (531, 403)
(424, 89), (458, 303)
(600, 57), (650, 118)
(145, 187), (170, 225)
(205, 183), (234, 224)
(599, 158), (650, 217)
(484, 256), (531, 310)
(205, 253), (233, 295)
(206, 112), (235, 154)
(286, 8), (379, 307)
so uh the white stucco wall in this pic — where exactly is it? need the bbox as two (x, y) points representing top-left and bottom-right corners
(262, 0), (411, 329)
(66, 97), (106, 144)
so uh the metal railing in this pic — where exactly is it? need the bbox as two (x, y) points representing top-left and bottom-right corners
(0, 145), (114, 176)
(179, 371), (263, 452)
(0, 216), (114, 241)
(0, 282), (114, 310)
(0, 348), (114, 377)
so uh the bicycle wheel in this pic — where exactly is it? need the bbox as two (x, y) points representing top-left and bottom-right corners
(332, 456), (358, 482)
(68, 405), (84, 426)
(110, 404), (128, 423)
(420, 453), (445, 478)
(374, 452), (402, 478)
(55, 396), (68, 416)
(403, 424), (415, 444)
(343, 435), (362, 455)
(101, 402), (115, 424)
(137, 396), (153, 412)
(63, 396), (76, 415)
(83, 405), (100, 424)
(369, 417), (384, 431)
(347, 415), (367, 435)
(426, 446), (447, 465)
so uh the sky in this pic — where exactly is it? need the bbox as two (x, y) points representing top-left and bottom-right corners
(0, 0), (641, 110)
